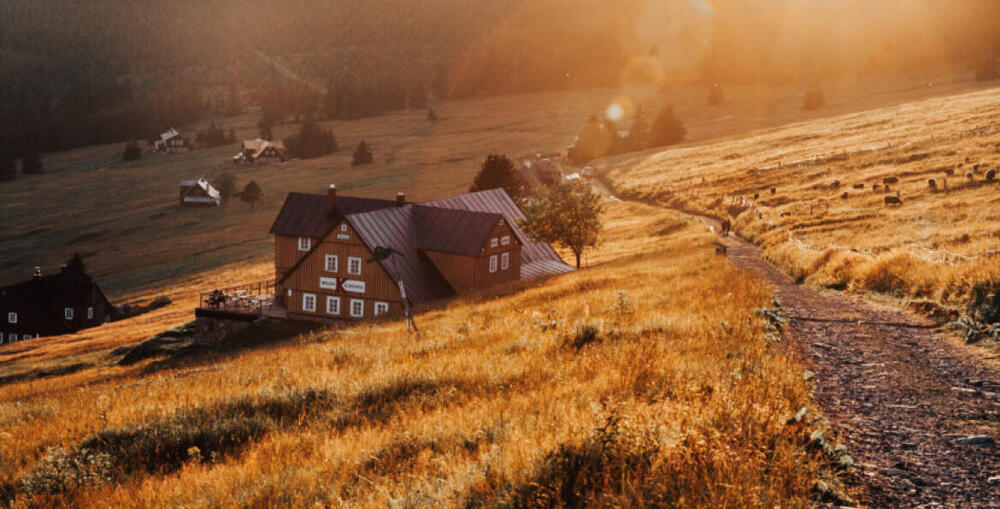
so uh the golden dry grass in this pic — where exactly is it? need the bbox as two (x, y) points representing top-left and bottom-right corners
(0, 199), (831, 507)
(606, 85), (1000, 312)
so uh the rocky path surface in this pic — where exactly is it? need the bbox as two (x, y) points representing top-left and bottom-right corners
(717, 228), (1000, 508)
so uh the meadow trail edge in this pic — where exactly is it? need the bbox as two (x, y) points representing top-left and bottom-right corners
(712, 217), (1000, 507)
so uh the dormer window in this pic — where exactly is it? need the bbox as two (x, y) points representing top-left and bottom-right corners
(64, 308), (74, 320)
(298, 237), (311, 251)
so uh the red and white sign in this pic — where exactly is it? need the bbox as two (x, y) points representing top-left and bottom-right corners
(342, 280), (366, 294)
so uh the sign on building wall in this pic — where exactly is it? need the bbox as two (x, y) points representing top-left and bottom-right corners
(342, 280), (366, 293)
(319, 277), (337, 290)
(336, 233), (350, 240)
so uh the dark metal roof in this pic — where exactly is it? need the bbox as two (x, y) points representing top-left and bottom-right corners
(346, 206), (455, 305)
(423, 189), (573, 269)
(268, 192), (396, 238)
(413, 206), (502, 256)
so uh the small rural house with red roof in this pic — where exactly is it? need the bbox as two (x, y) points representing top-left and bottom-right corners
(233, 139), (287, 164)
(179, 178), (221, 207)
(195, 185), (572, 337)
(0, 265), (112, 343)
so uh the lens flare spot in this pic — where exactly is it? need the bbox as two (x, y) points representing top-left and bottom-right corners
(606, 103), (625, 121)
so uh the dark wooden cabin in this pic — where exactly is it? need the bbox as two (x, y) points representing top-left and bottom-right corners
(0, 265), (112, 343)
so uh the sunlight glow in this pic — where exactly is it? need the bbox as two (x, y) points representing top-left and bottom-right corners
(606, 102), (625, 121)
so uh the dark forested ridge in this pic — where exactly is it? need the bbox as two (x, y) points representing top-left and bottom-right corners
(1, 0), (998, 162)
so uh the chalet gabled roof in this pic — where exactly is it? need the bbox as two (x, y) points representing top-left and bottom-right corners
(346, 206), (455, 305)
(269, 192), (396, 238)
(413, 206), (504, 256)
(242, 139), (287, 159)
(422, 189), (574, 277)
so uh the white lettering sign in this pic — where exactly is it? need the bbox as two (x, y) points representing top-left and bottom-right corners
(342, 280), (366, 294)
(319, 277), (337, 290)
(336, 234), (350, 240)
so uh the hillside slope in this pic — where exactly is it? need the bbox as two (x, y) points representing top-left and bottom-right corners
(606, 85), (1000, 319)
(0, 200), (837, 507)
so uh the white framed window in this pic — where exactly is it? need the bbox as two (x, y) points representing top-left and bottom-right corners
(64, 307), (74, 320)
(326, 296), (341, 315)
(374, 302), (389, 316)
(340, 224), (349, 232)
(324, 254), (339, 272)
(302, 293), (317, 312)
(347, 257), (362, 276)
(501, 252), (510, 270)
(87, 307), (94, 320)
(298, 237), (311, 251)
(501, 235), (510, 246)
(350, 299), (364, 318)
(9, 334), (15, 342)
(7, 312), (16, 324)
(489, 255), (498, 273)
(490, 237), (499, 248)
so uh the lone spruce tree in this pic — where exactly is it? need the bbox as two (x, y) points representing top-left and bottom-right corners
(469, 154), (524, 201)
(352, 140), (374, 166)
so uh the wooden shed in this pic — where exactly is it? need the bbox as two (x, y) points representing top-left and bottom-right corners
(179, 178), (221, 207)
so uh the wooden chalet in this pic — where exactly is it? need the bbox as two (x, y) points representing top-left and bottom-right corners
(179, 178), (221, 207)
(0, 265), (112, 343)
(233, 139), (287, 164)
(196, 185), (573, 328)
(153, 128), (193, 154)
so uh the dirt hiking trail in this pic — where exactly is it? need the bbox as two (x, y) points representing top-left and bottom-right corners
(716, 225), (1000, 507)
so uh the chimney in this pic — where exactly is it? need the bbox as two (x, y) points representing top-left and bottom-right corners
(396, 192), (405, 206)
(327, 184), (337, 216)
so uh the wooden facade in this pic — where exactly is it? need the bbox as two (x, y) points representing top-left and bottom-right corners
(276, 220), (403, 321)
(424, 220), (521, 292)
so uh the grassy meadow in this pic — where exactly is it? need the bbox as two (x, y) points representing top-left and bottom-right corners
(605, 85), (1000, 316)
(0, 199), (839, 507)
(0, 62), (988, 302)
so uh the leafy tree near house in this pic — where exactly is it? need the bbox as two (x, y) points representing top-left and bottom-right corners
(239, 180), (262, 208)
(352, 140), (374, 166)
(122, 140), (142, 161)
(648, 105), (686, 147)
(469, 154), (525, 201)
(521, 180), (603, 269)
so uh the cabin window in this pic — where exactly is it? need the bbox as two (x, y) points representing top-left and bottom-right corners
(350, 299), (364, 318)
(87, 307), (94, 320)
(0, 332), (3, 343)
(298, 237), (312, 251)
(501, 252), (510, 270)
(340, 224), (349, 232)
(347, 257), (362, 276)
(302, 293), (317, 313)
(326, 296), (341, 315)
(489, 255), (498, 273)
(374, 302), (389, 316)
(7, 312), (15, 324)
(490, 238), (499, 248)
(501, 235), (510, 246)
(325, 254), (339, 272)
(64, 308), (74, 320)
(8, 334), (15, 342)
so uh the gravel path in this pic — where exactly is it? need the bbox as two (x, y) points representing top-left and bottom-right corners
(717, 227), (1000, 508)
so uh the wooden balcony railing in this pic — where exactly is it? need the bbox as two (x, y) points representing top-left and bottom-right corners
(198, 279), (276, 316)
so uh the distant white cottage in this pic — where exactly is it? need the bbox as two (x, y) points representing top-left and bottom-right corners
(233, 138), (287, 164)
(154, 128), (193, 154)
(179, 178), (221, 207)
